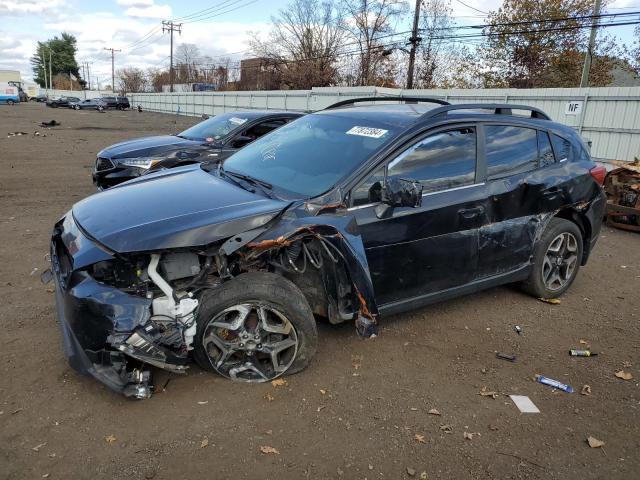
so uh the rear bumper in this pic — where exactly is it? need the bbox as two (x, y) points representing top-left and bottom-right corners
(583, 189), (607, 264)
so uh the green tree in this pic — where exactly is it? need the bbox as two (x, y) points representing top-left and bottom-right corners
(480, 0), (619, 88)
(30, 32), (84, 88)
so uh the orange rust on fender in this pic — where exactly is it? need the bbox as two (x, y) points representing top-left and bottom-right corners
(355, 288), (375, 321)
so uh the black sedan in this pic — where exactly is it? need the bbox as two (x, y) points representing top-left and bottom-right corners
(69, 98), (107, 110)
(93, 110), (302, 189)
(46, 96), (80, 108)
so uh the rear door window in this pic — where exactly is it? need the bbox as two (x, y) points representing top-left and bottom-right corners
(485, 125), (538, 179)
(387, 127), (476, 194)
(538, 131), (556, 167)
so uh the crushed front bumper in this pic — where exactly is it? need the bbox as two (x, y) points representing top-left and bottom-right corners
(51, 214), (154, 397)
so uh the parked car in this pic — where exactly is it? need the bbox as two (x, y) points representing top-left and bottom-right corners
(48, 97), (606, 399)
(46, 96), (80, 108)
(92, 110), (302, 189)
(69, 98), (107, 110)
(31, 95), (48, 102)
(101, 96), (130, 109)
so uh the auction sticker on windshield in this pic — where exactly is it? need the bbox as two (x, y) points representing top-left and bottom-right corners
(229, 117), (248, 125)
(346, 126), (389, 138)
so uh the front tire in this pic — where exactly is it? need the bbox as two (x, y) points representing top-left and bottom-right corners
(193, 272), (317, 382)
(521, 218), (583, 298)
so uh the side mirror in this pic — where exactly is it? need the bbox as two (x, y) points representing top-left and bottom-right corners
(375, 177), (423, 219)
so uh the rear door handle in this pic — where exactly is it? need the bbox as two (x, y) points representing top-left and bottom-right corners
(458, 206), (485, 219)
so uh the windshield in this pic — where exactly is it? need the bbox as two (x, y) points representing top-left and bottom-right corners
(220, 113), (398, 198)
(179, 113), (251, 142)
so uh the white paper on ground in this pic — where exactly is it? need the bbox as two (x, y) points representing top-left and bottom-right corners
(509, 395), (540, 413)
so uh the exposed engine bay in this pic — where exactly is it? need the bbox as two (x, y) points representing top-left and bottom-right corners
(49, 211), (370, 399)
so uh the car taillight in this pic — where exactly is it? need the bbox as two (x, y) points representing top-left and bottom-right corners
(590, 165), (607, 186)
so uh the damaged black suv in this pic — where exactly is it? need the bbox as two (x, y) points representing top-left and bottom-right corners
(48, 97), (606, 399)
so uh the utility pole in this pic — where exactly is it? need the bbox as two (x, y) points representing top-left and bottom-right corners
(49, 48), (53, 91)
(85, 61), (92, 90)
(162, 20), (182, 93)
(406, 0), (421, 90)
(580, 0), (602, 88)
(40, 47), (48, 93)
(104, 47), (121, 94)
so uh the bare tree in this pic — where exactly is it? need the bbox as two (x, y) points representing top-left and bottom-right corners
(117, 67), (148, 93)
(250, 0), (346, 89)
(175, 43), (202, 83)
(344, 0), (406, 86)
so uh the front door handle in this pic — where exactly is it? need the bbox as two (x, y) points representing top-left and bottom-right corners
(458, 206), (485, 219)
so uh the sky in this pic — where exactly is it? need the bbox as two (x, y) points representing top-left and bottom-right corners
(0, 0), (639, 85)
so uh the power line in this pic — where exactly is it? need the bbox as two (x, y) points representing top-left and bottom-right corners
(181, 0), (259, 24)
(452, 0), (488, 15)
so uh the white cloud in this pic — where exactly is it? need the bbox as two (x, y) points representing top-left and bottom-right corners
(125, 4), (172, 19)
(0, 0), (65, 15)
(117, 0), (154, 6)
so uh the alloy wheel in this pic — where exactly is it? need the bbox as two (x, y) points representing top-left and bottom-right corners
(202, 303), (299, 382)
(542, 232), (578, 291)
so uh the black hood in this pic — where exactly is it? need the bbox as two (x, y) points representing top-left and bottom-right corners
(73, 166), (289, 253)
(98, 135), (205, 160)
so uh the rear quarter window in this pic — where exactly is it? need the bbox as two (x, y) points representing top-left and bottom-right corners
(551, 134), (572, 162)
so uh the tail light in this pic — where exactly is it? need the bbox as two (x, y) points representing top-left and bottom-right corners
(590, 165), (607, 186)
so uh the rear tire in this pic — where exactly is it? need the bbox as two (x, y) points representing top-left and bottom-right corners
(521, 218), (583, 298)
(193, 272), (317, 382)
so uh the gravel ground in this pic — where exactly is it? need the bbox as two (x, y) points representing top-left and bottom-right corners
(0, 102), (638, 480)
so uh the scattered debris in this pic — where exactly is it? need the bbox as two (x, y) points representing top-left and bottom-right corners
(351, 355), (363, 370)
(427, 408), (441, 416)
(30, 267), (39, 276)
(271, 378), (287, 387)
(200, 438), (208, 448)
(39, 120), (60, 128)
(407, 467), (416, 477)
(496, 352), (516, 362)
(7, 131), (29, 137)
(439, 424), (453, 433)
(264, 393), (274, 402)
(622, 360), (632, 368)
(604, 160), (640, 232)
(535, 375), (574, 393)
(32, 442), (47, 452)
(105, 435), (117, 444)
(538, 297), (561, 305)
(419, 472), (428, 480)
(197, 401), (208, 405)
(478, 386), (498, 398)
(137, 105), (143, 112)
(317, 405), (326, 412)
(463, 431), (480, 440)
(488, 424), (499, 431)
(319, 389), (327, 395)
(509, 395), (540, 413)
(580, 385), (592, 396)
(11, 408), (22, 415)
(579, 339), (591, 347)
(514, 325), (522, 335)
(569, 349), (597, 357)
(587, 436), (605, 448)
(614, 370), (633, 381)
(259, 445), (280, 455)
(414, 433), (426, 444)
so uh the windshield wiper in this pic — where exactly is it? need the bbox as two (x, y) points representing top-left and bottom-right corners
(225, 170), (273, 190)
(217, 166), (273, 197)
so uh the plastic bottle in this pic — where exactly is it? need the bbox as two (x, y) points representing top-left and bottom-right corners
(535, 375), (574, 393)
(569, 349), (597, 357)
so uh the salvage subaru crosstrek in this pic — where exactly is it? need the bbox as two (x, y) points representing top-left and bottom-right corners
(48, 97), (606, 398)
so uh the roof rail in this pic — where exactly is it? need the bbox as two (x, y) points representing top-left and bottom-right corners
(324, 96), (450, 110)
(424, 103), (551, 121)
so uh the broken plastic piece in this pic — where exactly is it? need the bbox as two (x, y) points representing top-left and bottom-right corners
(496, 352), (516, 362)
(535, 374), (573, 393)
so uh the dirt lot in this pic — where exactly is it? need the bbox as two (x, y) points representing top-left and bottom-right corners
(0, 102), (638, 480)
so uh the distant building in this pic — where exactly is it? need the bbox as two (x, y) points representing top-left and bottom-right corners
(239, 58), (281, 90)
(161, 83), (217, 93)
